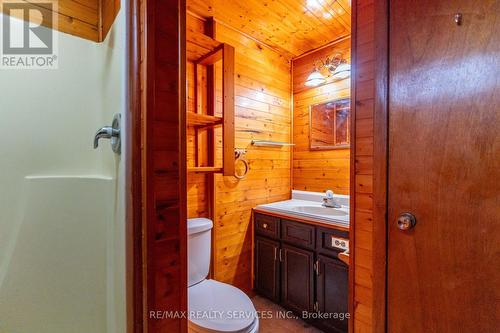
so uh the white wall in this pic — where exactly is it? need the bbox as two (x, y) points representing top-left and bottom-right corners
(102, 6), (127, 333)
(0, 2), (126, 332)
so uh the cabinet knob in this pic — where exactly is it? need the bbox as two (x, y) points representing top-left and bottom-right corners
(397, 212), (417, 231)
(262, 223), (268, 229)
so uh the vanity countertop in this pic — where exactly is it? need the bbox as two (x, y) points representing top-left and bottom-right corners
(254, 190), (350, 231)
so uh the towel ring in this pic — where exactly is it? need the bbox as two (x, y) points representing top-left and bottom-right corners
(234, 149), (249, 179)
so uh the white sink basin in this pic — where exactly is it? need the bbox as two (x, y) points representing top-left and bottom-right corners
(291, 206), (348, 216)
(255, 193), (350, 226)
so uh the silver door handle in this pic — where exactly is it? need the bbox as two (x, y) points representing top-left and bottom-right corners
(93, 114), (121, 154)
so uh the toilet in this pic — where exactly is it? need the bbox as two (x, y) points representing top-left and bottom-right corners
(188, 218), (259, 333)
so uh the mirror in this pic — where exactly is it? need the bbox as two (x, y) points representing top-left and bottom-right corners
(309, 98), (350, 150)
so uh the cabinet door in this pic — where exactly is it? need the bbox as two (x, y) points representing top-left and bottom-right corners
(280, 244), (314, 313)
(254, 236), (280, 302)
(317, 254), (348, 333)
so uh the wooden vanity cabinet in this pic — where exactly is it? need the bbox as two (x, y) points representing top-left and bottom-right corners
(281, 219), (315, 249)
(317, 254), (349, 333)
(280, 243), (315, 313)
(254, 212), (349, 333)
(254, 237), (280, 302)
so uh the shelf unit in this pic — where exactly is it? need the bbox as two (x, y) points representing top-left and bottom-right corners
(187, 112), (223, 127)
(187, 167), (223, 173)
(186, 19), (234, 280)
(251, 140), (295, 147)
(187, 35), (235, 176)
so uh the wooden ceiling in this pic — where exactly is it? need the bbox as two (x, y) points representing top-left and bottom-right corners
(187, 0), (351, 59)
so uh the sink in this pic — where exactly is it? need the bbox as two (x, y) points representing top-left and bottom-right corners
(255, 194), (350, 225)
(291, 206), (348, 217)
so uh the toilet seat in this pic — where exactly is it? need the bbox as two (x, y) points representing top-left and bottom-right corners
(188, 279), (259, 333)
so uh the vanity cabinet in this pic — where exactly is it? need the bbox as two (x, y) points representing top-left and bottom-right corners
(254, 212), (349, 333)
(280, 244), (314, 313)
(254, 237), (280, 302)
(317, 254), (349, 333)
(281, 219), (315, 249)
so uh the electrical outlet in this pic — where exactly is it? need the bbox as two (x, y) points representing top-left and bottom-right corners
(331, 237), (349, 251)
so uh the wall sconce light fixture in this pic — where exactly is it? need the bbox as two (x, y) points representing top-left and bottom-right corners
(305, 54), (351, 87)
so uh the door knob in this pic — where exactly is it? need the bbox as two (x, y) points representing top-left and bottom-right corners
(397, 212), (416, 231)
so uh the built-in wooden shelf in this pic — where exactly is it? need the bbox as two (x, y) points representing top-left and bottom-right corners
(189, 41), (235, 177)
(251, 140), (295, 147)
(187, 112), (223, 127)
(186, 29), (221, 62)
(197, 47), (224, 65)
(187, 167), (223, 173)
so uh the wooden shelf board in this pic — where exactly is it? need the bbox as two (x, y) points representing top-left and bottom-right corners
(197, 46), (223, 65)
(186, 30), (221, 62)
(187, 167), (223, 173)
(187, 112), (223, 127)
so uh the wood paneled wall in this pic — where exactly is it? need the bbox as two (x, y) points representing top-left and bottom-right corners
(351, 0), (387, 332)
(292, 38), (351, 194)
(2, 0), (120, 42)
(144, 0), (187, 332)
(186, 13), (292, 293)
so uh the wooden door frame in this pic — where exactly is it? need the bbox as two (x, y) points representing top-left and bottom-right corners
(126, 0), (143, 331)
(348, 3), (356, 331)
(126, 0), (188, 332)
(349, 1), (389, 332)
(128, 0), (391, 331)
(371, 1), (389, 330)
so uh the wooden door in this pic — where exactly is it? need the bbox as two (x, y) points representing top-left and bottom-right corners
(280, 244), (314, 313)
(388, 1), (500, 332)
(317, 255), (348, 333)
(254, 237), (280, 302)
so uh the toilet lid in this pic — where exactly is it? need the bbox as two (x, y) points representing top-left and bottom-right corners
(189, 279), (257, 333)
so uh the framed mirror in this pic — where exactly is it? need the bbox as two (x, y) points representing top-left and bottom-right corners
(309, 98), (350, 150)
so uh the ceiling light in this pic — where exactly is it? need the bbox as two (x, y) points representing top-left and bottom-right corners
(306, 0), (322, 10)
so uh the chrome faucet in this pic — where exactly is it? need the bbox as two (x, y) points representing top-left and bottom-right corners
(93, 114), (121, 154)
(94, 127), (119, 149)
(322, 190), (341, 208)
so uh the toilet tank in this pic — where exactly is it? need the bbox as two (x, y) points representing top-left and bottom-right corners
(187, 218), (213, 287)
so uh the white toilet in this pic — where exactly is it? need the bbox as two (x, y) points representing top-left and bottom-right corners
(188, 218), (259, 333)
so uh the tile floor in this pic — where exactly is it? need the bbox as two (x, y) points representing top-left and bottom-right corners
(251, 296), (323, 333)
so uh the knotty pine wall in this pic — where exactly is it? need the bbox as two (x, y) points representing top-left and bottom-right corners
(187, 14), (292, 293)
(144, 0), (187, 331)
(292, 38), (351, 194)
